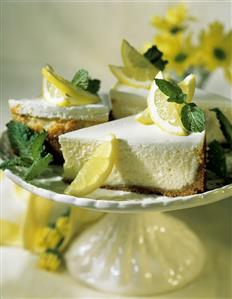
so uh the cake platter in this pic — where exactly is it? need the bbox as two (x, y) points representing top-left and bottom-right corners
(1, 131), (232, 296)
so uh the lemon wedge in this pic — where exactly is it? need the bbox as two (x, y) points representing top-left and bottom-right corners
(147, 72), (196, 136)
(109, 65), (155, 89)
(136, 108), (153, 125)
(121, 39), (157, 71)
(65, 135), (116, 197)
(42, 65), (100, 106)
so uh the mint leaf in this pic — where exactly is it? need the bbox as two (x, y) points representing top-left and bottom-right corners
(0, 157), (27, 170)
(29, 132), (47, 160)
(7, 121), (34, 157)
(71, 69), (101, 95)
(2, 121), (53, 181)
(72, 69), (89, 90)
(155, 79), (186, 103)
(24, 153), (53, 181)
(87, 79), (100, 94)
(207, 140), (227, 178)
(210, 108), (232, 147)
(143, 46), (168, 71)
(181, 103), (205, 132)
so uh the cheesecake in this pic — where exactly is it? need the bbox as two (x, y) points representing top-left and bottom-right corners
(110, 86), (232, 143)
(59, 116), (205, 196)
(9, 96), (109, 158)
(8, 66), (110, 160)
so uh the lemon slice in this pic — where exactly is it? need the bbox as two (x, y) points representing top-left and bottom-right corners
(121, 39), (157, 71)
(147, 72), (196, 136)
(43, 78), (69, 107)
(42, 65), (100, 106)
(65, 135), (116, 197)
(109, 65), (155, 89)
(136, 108), (153, 125)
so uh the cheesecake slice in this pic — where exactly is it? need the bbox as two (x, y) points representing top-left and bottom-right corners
(110, 86), (232, 143)
(59, 116), (205, 196)
(8, 66), (110, 161)
(9, 95), (110, 160)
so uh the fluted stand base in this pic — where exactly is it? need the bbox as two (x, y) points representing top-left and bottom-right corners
(66, 212), (205, 296)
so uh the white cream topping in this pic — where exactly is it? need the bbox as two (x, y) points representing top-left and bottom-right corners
(60, 116), (205, 146)
(110, 85), (232, 142)
(9, 93), (110, 121)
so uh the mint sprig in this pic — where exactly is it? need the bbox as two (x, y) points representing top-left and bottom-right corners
(155, 78), (205, 133)
(210, 108), (232, 147)
(207, 140), (227, 178)
(71, 69), (89, 90)
(71, 69), (100, 95)
(0, 121), (53, 180)
(155, 79), (187, 103)
(143, 46), (168, 71)
(181, 103), (205, 132)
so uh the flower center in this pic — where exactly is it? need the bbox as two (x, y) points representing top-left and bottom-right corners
(213, 48), (226, 60)
(170, 26), (183, 34)
(174, 53), (187, 63)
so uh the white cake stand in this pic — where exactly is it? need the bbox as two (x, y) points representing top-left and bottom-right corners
(2, 161), (232, 296)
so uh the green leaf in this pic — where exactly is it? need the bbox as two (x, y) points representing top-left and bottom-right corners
(29, 132), (47, 160)
(71, 69), (89, 90)
(207, 140), (227, 178)
(143, 46), (168, 71)
(155, 79), (186, 103)
(87, 79), (101, 94)
(24, 153), (53, 181)
(71, 69), (101, 95)
(0, 157), (26, 170)
(210, 108), (232, 147)
(7, 121), (34, 157)
(181, 103), (205, 132)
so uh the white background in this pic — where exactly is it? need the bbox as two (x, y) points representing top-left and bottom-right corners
(1, 1), (232, 129)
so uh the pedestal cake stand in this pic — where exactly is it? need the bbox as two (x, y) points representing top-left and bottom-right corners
(2, 160), (232, 296)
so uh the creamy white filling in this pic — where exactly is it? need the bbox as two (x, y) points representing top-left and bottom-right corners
(110, 85), (232, 143)
(60, 116), (205, 190)
(9, 93), (110, 122)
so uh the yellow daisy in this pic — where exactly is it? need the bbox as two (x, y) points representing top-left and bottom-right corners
(197, 22), (232, 72)
(38, 249), (62, 271)
(154, 33), (195, 76)
(151, 4), (195, 34)
(36, 227), (62, 250)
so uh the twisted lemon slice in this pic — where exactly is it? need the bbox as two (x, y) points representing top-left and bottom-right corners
(147, 72), (196, 135)
(109, 65), (156, 89)
(42, 65), (100, 106)
(65, 135), (116, 197)
(121, 39), (157, 70)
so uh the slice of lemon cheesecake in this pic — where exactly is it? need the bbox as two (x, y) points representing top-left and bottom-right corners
(60, 116), (205, 196)
(60, 73), (206, 197)
(9, 66), (110, 160)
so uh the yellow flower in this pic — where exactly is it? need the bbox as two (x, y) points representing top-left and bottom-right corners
(38, 249), (62, 271)
(56, 216), (70, 237)
(196, 22), (232, 72)
(154, 33), (195, 76)
(36, 227), (62, 250)
(151, 4), (195, 34)
(224, 65), (232, 84)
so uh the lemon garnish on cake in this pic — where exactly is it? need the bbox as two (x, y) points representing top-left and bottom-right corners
(137, 71), (205, 136)
(109, 65), (155, 89)
(65, 135), (117, 197)
(42, 65), (100, 107)
(135, 108), (153, 125)
(109, 40), (167, 90)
